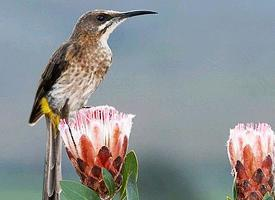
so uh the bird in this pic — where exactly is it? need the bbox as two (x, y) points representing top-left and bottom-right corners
(28, 9), (157, 200)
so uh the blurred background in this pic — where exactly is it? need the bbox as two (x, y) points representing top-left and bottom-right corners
(1, 0), (275, 199)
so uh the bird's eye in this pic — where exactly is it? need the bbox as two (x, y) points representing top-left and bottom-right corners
(96, 15), (106, 22)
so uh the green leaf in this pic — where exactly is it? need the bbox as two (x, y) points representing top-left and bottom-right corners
(263, 193), (273, 200)
(121, 194), (127, 200)
(126, 172), (139, 200)
(60, 180), (100, 200)
(102, 168), (116, 196)
(120, 190), (126, 200)
(120, 151), (138, 200)
(120, 151), (139, 198)
(226, 196), (232, 200)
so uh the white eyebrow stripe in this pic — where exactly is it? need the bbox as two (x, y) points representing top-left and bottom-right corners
(97, 21), (110, 32)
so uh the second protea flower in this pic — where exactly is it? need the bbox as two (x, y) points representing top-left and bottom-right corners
(227, 123), (274, 200)
(59, 106), (134, 199)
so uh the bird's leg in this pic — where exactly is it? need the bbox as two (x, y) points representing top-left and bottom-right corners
(82, 99), (91, 109)
(82, 106), (91, 109)
(61, 99), (79, 156)
(60, 99), (70, 122)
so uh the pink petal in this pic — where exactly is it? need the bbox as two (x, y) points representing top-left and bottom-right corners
(119, 136), (128, 159)
(80, 135), (95, 167)
(110, 124), (120, 158)
(254, 135), (263, 169)
(243, 145), (254, 176)
(227, 139), (236, 167)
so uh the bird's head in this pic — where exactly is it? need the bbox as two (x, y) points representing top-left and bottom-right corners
(71, 10), (157, 42)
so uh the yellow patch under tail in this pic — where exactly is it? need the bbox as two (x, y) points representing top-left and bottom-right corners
(40, 97), (60, 134)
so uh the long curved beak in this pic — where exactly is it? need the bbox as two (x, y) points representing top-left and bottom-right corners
(120, 10), (158, 19)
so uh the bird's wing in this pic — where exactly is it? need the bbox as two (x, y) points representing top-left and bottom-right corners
(29, 42), (80, 125)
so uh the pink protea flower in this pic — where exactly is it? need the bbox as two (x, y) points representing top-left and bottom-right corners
(227, 123), (274, 200)
(59, 106), (134, 199)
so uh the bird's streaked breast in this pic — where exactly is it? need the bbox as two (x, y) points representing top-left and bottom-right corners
(47, 43), (112, 113)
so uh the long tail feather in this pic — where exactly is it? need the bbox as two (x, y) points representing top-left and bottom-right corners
(43, 118), (62, 200)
